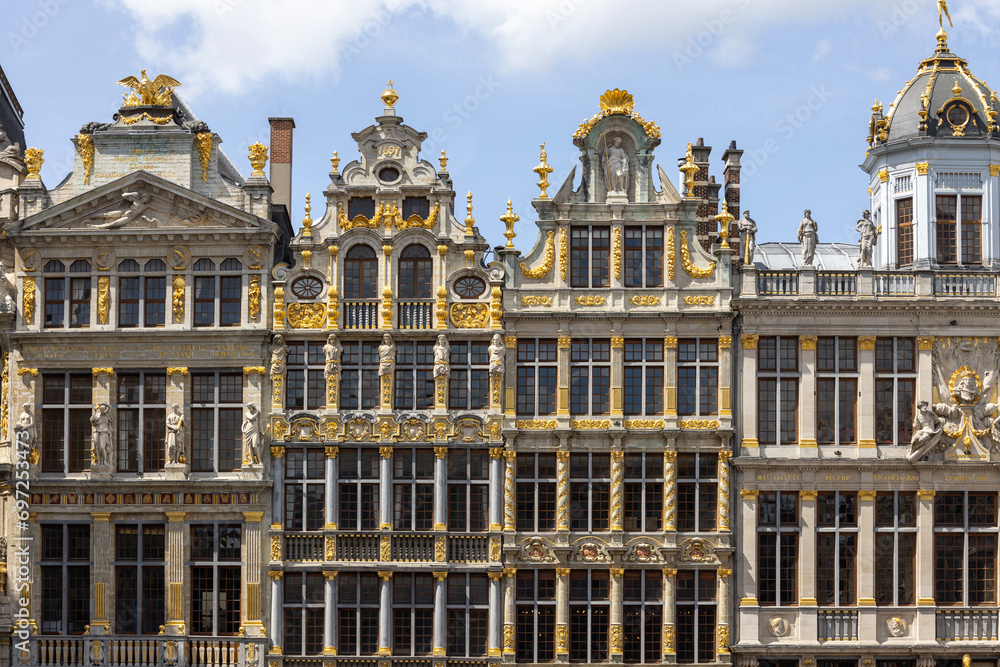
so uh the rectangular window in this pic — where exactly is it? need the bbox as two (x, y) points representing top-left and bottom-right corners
(758, 491), (799, 606)
(624, 453), (664, 532)
(394, 448), (434, 532)
(624, 339), (664, 416)
(624, 226), (664, 288)
(340, 341), (380, 410)
(191, 372), (243, 473)
(447, 574), (489, 657)
(448, 449), (489, 532)
(570, 226), (611, 288)
(286, 341), (326, 411)
(757, 337), (799, 445)
(934, 492), (998, 605)
(676, 453), (717, 532)
(570, 453), (610, 532)
(194, 276), (216, 326)
(190, 524), (241, 636)
(284, 448), (325, 531)
(40, 524), (91, 635)
(875, 492), (917, 606)
(116, 373), (167, 473)
(45, 277), (66, 328)
(516, 570), (556, 663)
(897, 197), (914, 267)
(220, 276), (241, 326)
(678, 339), (718, 417)
(449, 341), (490, 410)
(569, 570), (609, 663)
(875, 338), (916, 446)
(392, 573), (434, 656)
(284, 572), (324, 656)
(115, 524), (165, 635)
(623, 570), (662, 663)
(120, 277), (140, 327)
(516, 453), (557, 533)
(41, 373), (92, 474)
(339, 448), (380, 531)
(395, 341), (435, 410)
(338, 572), (379, 655)
(937, 194), (957, 264)
(962, 195), (982, 265)
(816, 337), (857, 445)
(816, 492), (858, 606)
(144, 277), (166, 327)
(571, 339), (611, 415)
(676, 570), (716, 664)
(517, 339), (558, 416)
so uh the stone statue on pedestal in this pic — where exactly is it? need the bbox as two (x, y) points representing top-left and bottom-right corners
(91, 403), (114, 467)
(856, 210), (879, 267)
(270, 335), (288, 375)
(798, 209), (818, 266)
(242, 404), (262, 465)
(604, 137), (629, 194)
(379, 334), (397, 378)
(738, 211), (757, 265)
(433, 335), (451, 378)
(324, 334), (342, 378)
(165, 404), (185, 465)
(488, 334), (505, 382)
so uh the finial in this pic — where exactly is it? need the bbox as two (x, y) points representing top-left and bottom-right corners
(331, 151), (340, 174)
(871, 99), (883, 115)
(680, 143), (699, 198)
(533, 142), (555, 199)
(938, 0), (953, 29)
(23, 148), (44, 180)
(500, 199), (520, 249)
(248, 142), (268, 177)
(302, 193), (313, 237)
(439, 150), (449, 172)
(381, 80), (399, 109)
(714, 200), (734, 249)
(465, 192), (476, 236)
(952, 80), (963, 96)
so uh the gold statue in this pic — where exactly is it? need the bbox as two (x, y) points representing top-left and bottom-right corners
(938, 0), (953, 29)
(116, 70), (182, 107)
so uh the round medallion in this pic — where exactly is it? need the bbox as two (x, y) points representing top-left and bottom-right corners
(454, 276), (486, 299)
(291, 276), (324, 299)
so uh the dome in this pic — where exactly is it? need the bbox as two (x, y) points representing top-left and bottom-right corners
(868, 31), (1000, 146)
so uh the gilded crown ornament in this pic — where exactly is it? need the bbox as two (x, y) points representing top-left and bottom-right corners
(680, 143), (699, 198)
(330, 151), (340, 174)
(23, 148), (44, 180)
(533, 143), (554, 199)
(501, 199), (520, 249)
(116, 70), (181, 107)
(302, 193), (313, 238)
(439, 151), (449, 172)
(599, 89), (635, 115)
(465, 192), (476, 237)
(381, 79), (399, 109)
(248, 142), (268, 177)
(715, 200), (734, 249)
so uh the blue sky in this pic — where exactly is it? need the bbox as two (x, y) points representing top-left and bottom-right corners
(5, 0), (1000, 249)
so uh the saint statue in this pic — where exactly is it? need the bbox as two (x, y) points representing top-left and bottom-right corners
(270, 334), (288, 375)
(604, 137), (629, 194)
(15, 404), (35, 448)
(433, 335), (451, 378)
(856, 210), (879, 267)
(324, 334), (343, 378)
(738, 211), (757, 265)
(91, 404), (113, 467)
(908, 401), (944, 462)
(379, 334), (397, 378)
(242, 404), (262, 465)
(798, 209), (819, 266)
(165, 404), (185, 465)
(488, 333), (505, 382)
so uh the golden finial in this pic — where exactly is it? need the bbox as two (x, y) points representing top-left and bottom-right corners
(248, 142), (268, 177)
(680, 143), (699, 198)
(23, 148), (44, 180)
(533, 142), (555, 199)
(714, 200), (734, 249)
(500, 199), (520, 249)
(439, 151), (449, 172)
(381, 79), (399, 109)
(465, 191), (476, 236)
(871, 99), (883, 115)
(302, 193), (313, 237)
(952, 80), (963, 96)
(331, 151), (340, 174)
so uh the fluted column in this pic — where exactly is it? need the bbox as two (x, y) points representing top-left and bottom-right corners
(242, 511), (264, 636)
(89, 513), (112, 635)
(719, 335), (733, 419)
(324, 571), (338, 656)
(433, 571), (448, 656)
(379, 446), (393, 530)
(325, 446), (338, 529)
(489, 447), (504, 531)
(858, 337), (877, 449)
(271, 447), (284, 522)
(717, 568), (731, 655)
(502, 568), (516, 661)
(504, 336), (517, 417)
(555, 568), (570, 662)
(488, 572), (503, 657)
(799, 336), (817, 448)
(663, 452), (677, 532)
(718, 451), (732, 532)
(662, 568), (676, 660)
(664, 337), (678, 421)
(434, 446), (448, 530)
(269, 572), (283, 653)
(740, 335), (759, 450)
(611, 336), (624, 417)
(503, 451), (516, 532)
(556, 451), (570, 532)
(378, 571), (393, 655)
(609, 568), (623, 662)
(557, 336), (571, 416)
(165, 511), (187, 636)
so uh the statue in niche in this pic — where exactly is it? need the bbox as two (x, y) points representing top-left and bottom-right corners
(433, 335), (451, 379)
(270, 334), (288, 375)
(856, 210), (879, 267)
(797, 209), (818, 266)
(738, 211), (757, 265)
(242, 404), (262, 465)
(324, 334), (343, 378)
(91, 403), (114, 467)
(604, 136), (629, 194)
(488, 333), (505, 382)
(378, 334), (397, 378)
(15, 404), (35, 447)
(165, 404), (185, 464)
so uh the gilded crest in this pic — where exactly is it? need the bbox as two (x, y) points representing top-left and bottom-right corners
(679, 538), (716, 563)
(517, 536), (556, 563)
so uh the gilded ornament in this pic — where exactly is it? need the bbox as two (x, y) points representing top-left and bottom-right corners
(505, 336), (517, 349)
(77, 133), (94, 185)
(116, 70), (181, 106)
(172, 275), (185, 322)
(574, 89), (660, 140)
(273, 286), (286, 330)
(663, 625), (675, 650)
(740, 489), (759, 500)
(337, 203), (379, 231)
(490, 537), (501, 562)
(435, 537), (446, 562)
(859, 336), (877, 351)
(120, 112), (173, 126)
(879, 168), (889, 183)
(917, 162), (930, 175)
(300, 193), (314, 237)
(503, 625), (515, 650)
(570, 420), (611, 429)
(195, 132), (213, 182)
(679, 419), (720, 429)
(611, 336), (624, 348)
(450, 302), (490, 328)
(464, 191), (476, 236)
(629, 295), (661, 306)
(991, 164), (1000, 177)
(270, 445), (285, 459)
(534, 143), (554, 199)
(287, 303), (327, 329)
(168, 245), (191, 270)
(0, 353), (7, 440)
(248, 275), (261, 321)
(243, 367), (266, 375)
(625, 419), (664, 429)
(718, 626), (730, 652)
(917, 336), (934, 351)
(679, 230), (716, 278)
(664, 336), (678, 349)
(715, 200), (734, 248)
(501, 199), (519, 248)
(490, 286), (503, 329)
(556, 625), (569, 652)
(515, 420), (558, 429)
(17, 368), (39, 377)
(680, 144), (698, 197)
(23, 148), (43, 180)
(683, 295), (715, 306)
(610, 625), (623, 652)
(667, 227), (676, 280)
(742, 334), (759, 350)
(559, 228), (568, 280)
(575, 295), (607, 306)
(380, 537), (391, 562)
(248, 143), (269, 177)
(520, 230), (555, 279)
(613, 226), (622, 279)
(327, 286), (339, 328)
(97, 276), (110, 325)
(325, 537), (336, 561)
(381, 79), (398, 108)
(800, 335), (818, 351)
(270, 536), (281, 562)
(521, 295), (552, 306)
(719, 336), (732, 349)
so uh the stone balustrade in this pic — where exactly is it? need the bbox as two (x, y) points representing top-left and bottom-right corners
(743, 265), (1000, 300)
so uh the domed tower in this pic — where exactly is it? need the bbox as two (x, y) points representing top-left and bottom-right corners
(864, 27), (1000, 269)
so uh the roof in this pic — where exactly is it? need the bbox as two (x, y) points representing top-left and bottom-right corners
(753, 242), (859, 271)
(0, 62), (25, 150)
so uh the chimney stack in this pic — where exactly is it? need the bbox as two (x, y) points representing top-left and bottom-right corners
(269, 117), (295, 217)
(722, 141), (744, 262)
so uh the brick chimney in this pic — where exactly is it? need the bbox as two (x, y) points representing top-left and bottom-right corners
(688, 139), (722, 251)
(269, 117), (295, 217)
(722, 141), (744, 263)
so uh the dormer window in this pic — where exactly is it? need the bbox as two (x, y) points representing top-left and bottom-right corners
(348, 197), (376, 220)
(403, 197), (430, 219)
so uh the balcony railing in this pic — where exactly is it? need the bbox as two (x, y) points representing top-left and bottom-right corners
(757, 271), (799, 296)
(344, 299), (379, 329)
(391, 534), (436, 562)
(817, 610), (858, 641)
(744, 266), (1000, 300)
(397, 300), (435, 329)
(448, 535), (489, 562)
(284, 534), (324, 562)
(934, 273), (996, 297)
(20, 637), (262, 667)
(817, 272), (857, 296)
(336, 534), (380, 561)
(936, 608), (999, 641)
(875, 272), (916, 296)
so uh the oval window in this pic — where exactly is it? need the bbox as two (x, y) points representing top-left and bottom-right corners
(378, 166), (401, 183)
(947, 104), (969, 127)
(454, 276), (486, 299)
(291, 276), (324, 299)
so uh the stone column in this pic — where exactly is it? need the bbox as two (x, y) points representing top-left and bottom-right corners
(662, 568), (676, 661)
(243, 511), (265, 636)
(381, 244), (394, 331)
(502, 568), (516, 661)
(489, 447), (504, 531)
(436, 245), (449, 331)
(433, 571), (448, 656)
(271, 365), (285, 413)
(557, 336), (571, 417)
(504, 336), (517, 418)
(718, 452), (732, 533)
(325, 446), (338, 529)
(91, 369), (115, 480)
(271, 446), (285, 524)
(609, 568), (623, 662)
(664, 337), (678, 423)
(555, 568), (570, 663)
(379, 446), (393, 530)
(916, 337), (934, 405)
(269, 572), (283, 653)
(89, 513), (112, 635)
(378, 571), (393, 655)
(611, 450), (624, 532)
(488, 572), (503, 657)
(737, 490), (759, 647)
(916, 490), (936, 641)
(858, 337), (877, 451)
(165, 511), (187, 635)
(741, 335), (759, 451)
(799, 490), (818, 642)
(799, 336), (817, 450)
(663, 452), (677, 532)
(323, 571), (338, 656)
(434, 446), (448, 530)
(611, 336), (624, 418)
(556, 451), (570, 532)
(503, 451), (517, 533)
(327, 245), (339, 331)
(717, 568), (731, 656)
(857, 491), (877, 642)
(719, 336), (733, 420)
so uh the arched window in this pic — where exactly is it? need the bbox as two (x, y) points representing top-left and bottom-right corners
(344, 246), (377, 299)
(398, 245), (431, 299)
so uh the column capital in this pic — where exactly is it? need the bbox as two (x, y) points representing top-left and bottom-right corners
(611, 336), (624, 349)
(800, 335), (817, 351)
(433, 571), (449, 581)
(558, 336), (571, 349)
(489, 446), (504, 459)
(556, 450), (570, 462)
(555, 568), (571, 577)
(505, 336), (517, 349)
(858, 490), (877, 502)
(662, 568), (677, 578)
(740, 489), (759, 500)
(609, 568), (624, 577)
(503, 450), (517, 464)
(92, 368), (115, 377)
(918, 489), (936, 500)
(917, 336), (934, 351)
(433, 446), (448, 459)
(268, 570), (284, 581)
(379, 445), (393, 459)
(165, 511), (187, 522)
(166, 367), (188, 376)
(800, 490), (818, 501)
(664, 336), (678, 349)
(719, 335), (732, 349)
(377, 571), (394, 581)
(718, 568), (732, 579)
(502, 567), (517, 578)
(487, 572), (503, 581)
(325, 445), (339, 459)
(741, 334), (758, 350)
(858, 336), (877, 351)
(322, 571), (338, 581)
(90, 512), (112, 522)
(243, 366), (266, 375)
(242, 511), (264, 522)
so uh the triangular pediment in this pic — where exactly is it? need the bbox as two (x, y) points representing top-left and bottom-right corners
(10, 171), (272, 235)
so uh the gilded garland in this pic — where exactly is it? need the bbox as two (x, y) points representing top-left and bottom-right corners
(559, 228), (568, 281)
(613, 227), (622, 279)
(679, 230), (716, 279)
(666, 227), (676, 280)
(195, 132), (213, 182)
(520, 230), (555, 279)
(77, 133), (94, 185)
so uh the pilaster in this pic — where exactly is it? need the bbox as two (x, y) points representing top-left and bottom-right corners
(434, 446), (448, 530)
(663, 452), (676, 532)
(379, 446), (393, 530)
(557, 336), (571, 416)
(503, 451), (517, 532)
(555, 568), (570, 663)
(662, 568), (676, 661)
(798, 490), (818, 642)
(165, 511), (187, 636)
(857, 491), (877, 642)
(89, 512), (112, 635)
(740, 335), (759, 452)
(242, 511), (265, 636)
(556, 451), (570, 532)
(610, 450), (624, 532)
(502, 568), (516, 661)
(798, 336), (817, 450)
(609, 568), (623, 662)
(858, 337), (877, 451)
(434, 571), (448, 656)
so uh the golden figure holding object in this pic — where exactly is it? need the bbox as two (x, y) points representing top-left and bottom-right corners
(116, 70), (181, 107)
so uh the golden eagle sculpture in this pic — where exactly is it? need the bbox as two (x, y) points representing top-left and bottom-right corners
(116, 70), (182, 107)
